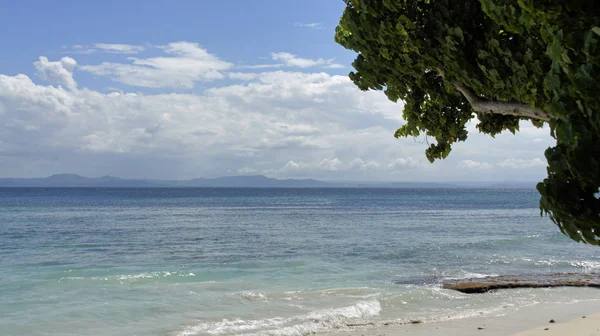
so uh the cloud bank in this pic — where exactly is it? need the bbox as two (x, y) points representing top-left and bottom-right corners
(0, 42), (554, 180)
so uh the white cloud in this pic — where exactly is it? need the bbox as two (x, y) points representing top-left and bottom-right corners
(0, 51), (555, 181)
(270, 160), (309, 174)
(350, 158), (379, 170)
(238, 64), (285, 70)
(497, 158), (545, 169)
(293, 22), (324, 30)
(79, 42), (232, 88)
(34, 56), (77, 90)
(263, 157), (356, 175)
(267, 157), (367, 175)
(93, 43), (145, 54)
(67, 43), (145, 55)
(319, 158), (342, 171)
(325, 63), (345, 69)
(228, 72), (259, 81)
(457, 160), (493, 170)
(272, 122), (320, 135)
(388, 157), (424, 170)
(270, 52), (344, 69)
(0, 59), (409, 179)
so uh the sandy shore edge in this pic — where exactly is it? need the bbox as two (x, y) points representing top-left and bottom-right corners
(512, 313), (600, 336)
(320, 296), (600, 336)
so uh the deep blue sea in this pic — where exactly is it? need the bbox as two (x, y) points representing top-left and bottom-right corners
(1, 188), (600, 336)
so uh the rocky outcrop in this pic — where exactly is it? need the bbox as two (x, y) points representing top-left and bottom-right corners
(443, 273), (600, 293)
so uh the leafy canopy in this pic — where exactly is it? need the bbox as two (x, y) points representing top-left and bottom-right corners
(335, 0), (600, 244)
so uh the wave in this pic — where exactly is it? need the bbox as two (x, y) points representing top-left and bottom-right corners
(175, 299), (382, 336)
(485, 255), (600, 271)
(444, 272), (500, 280)
(173, 293), (534, 336)
(232, 291), (269, 302)
(392, 271), (499, 285)
(58, 271), (196, 283)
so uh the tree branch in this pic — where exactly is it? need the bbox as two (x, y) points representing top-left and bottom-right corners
(453, 82), (551, 121)
(437, 69), (552, 121)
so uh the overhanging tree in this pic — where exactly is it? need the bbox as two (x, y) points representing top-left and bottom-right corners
(335, 0), (600, 244)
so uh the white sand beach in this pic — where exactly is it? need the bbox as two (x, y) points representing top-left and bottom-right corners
(321, 297), (600, 336)
(513, 313), (600, 336)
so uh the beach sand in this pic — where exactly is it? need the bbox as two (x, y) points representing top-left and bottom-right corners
(513, 313), (600, 336)
(321, 297), (600, 336)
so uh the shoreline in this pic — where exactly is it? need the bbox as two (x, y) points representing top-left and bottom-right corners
(320, 296), (600, 336)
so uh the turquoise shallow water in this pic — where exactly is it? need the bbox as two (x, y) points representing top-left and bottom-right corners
(1, 188), (600, 335)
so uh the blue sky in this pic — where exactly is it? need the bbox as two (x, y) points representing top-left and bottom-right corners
(0, 1), (352, 82)
(0, 1), (553, 181)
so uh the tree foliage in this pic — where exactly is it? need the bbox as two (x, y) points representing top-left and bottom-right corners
(335, 0), (600, 244)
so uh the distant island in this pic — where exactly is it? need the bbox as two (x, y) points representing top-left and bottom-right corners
(0, 173), (537, 189)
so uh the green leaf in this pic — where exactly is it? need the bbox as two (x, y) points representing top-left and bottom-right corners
(548, 39), (562, 62)
(561, 51), (572, 64)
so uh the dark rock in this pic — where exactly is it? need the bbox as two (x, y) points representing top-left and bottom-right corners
(442, 273), (600, 294)
(410, 320), (423, 324)
(549, 319), (556, 323)
(583, 316), (586, 318)
(545, 328), (549, 331)
(478, 327), (485, 330)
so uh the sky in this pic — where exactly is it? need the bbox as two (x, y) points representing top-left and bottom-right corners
(0, 0), (554, 181)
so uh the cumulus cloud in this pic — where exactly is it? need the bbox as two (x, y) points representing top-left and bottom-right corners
(206, 70), (401, 118)
(228, 72), (259, 81)
(319, 158), (342, 171)
(281, 161), (308, 171)
(34, 56), (77, 90)
(350, 158), (379, 170)
(267, 157), (375, 175)
(388, 157), (423, 170)
(0, 60), (410, 179)
(79, 42), (232, 88)
(0, 50), (555, 181)
(270, 52), (344, 69)
(497, 158), (545, 169)
(457, 160), (493, 170)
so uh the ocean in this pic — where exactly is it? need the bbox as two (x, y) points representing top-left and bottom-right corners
(1, 188), (599, 336)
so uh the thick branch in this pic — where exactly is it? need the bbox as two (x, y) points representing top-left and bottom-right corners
(436, 69), (552, 121)
(453, 81), (551, 121)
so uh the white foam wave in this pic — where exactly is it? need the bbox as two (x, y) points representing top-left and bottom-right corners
(444, 272), (499, 280)
(176, 299), (382, 336)
(59, 270), (196, 282)
(489, 255), (600, 271)
(234, 291), (269, 302)
(569, 260), (600, 271)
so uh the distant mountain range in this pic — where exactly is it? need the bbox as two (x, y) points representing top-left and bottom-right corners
(0, 174), (327, 188)
(0, 174), (537, 189)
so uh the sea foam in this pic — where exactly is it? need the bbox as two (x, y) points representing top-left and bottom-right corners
(176, 299), (382, 336)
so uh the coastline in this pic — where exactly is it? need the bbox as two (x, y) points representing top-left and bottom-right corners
(320, 295), (600, 336)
